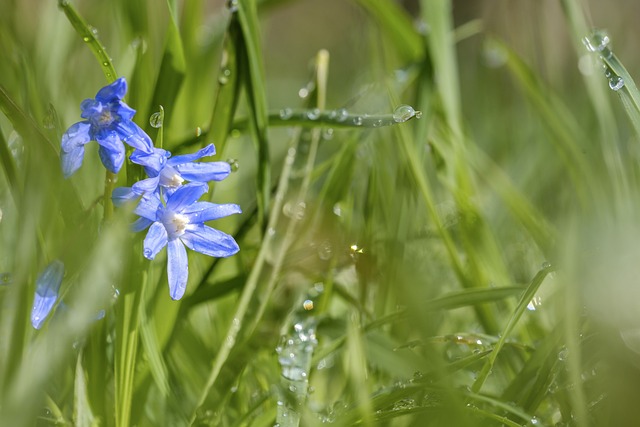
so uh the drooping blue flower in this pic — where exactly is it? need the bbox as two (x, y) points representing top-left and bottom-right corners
(60, 78), (154, 177)
(133, 182), (241, 300)
(112, 144), (231, 205)
(31, 260), (65, 329)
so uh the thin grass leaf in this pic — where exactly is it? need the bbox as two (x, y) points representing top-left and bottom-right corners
(236, 0), (271, 230)
(145, 0), (186, 139)
(471, 263), (554, 393)
(355, 0), (424, 63)
(74, 350), (98, 427)
(57, 0), (118, 83)
(205, 15), (242, 156)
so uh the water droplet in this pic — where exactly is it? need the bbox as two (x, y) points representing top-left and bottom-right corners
(322, 128), (334, 140)
(558, 347), (569, 361)
(267, 227), (276, 236)
(393, 105), (416, 123)
(227, 0), (238, 12)
(609, 75), (625, 91)
(352, 116), (363, 126)
(279, 108), (293, 120)
(289, 384), (297, 392)
(414, 110), (423, 119)
(227, 158), (239, 172)
(392, 398), (416, 411)
(83, 36), (90, 42)
(131, 37), (147, 53)
(149, 106), (164, 128)
(42, 104), (56, 129)
(307, 108), (321, 120)
(303, 299), (314, 310)
(298, 87), (309, 99)
(530, 417), (539, 425)
(317, 240), (332, 260)
(195, 127), (202, 137)
(583, 30), (610, 53)
(373, 119), (382, 127)
(335, 108), (348, 122)
(143, 248), (153, 258)
(90, 26), (99, 36)
(102, 62), (109, 67)
(218, 68), (231, 85)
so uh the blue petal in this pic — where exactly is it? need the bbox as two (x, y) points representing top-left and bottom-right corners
(80, 99), (103, 119)
(167, 239), (188, 300)
(174, 161), (231, 183)
(95, 77), (127, 102)
(134, 193), (161, 221)
(31, 260), (65, 329)
(182, 202), (241, 224)
(116, 121), (154, 153)
(132, 217), (153, 232)
(132, 176), (160, 194)
(112, 186), (139, 206)
(181, 225), (239, 258)
(130, 148), (169, 176)
(94, 128), (121, 151)
(98, 144), (125, 174)
(167, 144), (215, 165)
(61, 146), (86, 178)
(165, 182), (208, 213)
(143, 222), (168, 260)
(61, 122), (91, 153)
(114, 101), (136, 121)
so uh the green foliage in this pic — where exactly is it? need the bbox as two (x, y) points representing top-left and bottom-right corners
(1, 0), (640, 426)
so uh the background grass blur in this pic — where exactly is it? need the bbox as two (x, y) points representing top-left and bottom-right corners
(2, 0), (640, 426)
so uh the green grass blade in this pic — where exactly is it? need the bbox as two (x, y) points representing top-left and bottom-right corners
(57, 0), (118, 83)
(205, 15), (242, 156)
(236, 0), (270, 230)
(356, 0), (424, 63)
(472, 263), (554, 393)
(145, 0), (186, 140)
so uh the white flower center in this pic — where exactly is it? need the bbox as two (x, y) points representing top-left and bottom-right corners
(159, 166), (184, 188)
(160, 210), (190, 239)
(98, 110), (114, 126)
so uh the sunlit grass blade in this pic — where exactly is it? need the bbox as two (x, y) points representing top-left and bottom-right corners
(471, 263), (554, 393)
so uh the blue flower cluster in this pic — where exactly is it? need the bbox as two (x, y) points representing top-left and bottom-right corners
(59, 78), (241, 302)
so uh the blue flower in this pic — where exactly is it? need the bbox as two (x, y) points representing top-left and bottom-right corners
(133, 182), (241, 300)
(112, 144), (231, 205)
(31, 260), (65, 329)
(60, 78), (153, 177)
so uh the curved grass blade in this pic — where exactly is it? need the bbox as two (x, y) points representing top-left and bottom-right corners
(471, 263), (555, 393)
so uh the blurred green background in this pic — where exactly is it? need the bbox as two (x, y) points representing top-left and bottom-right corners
(2, 0), (640, 426)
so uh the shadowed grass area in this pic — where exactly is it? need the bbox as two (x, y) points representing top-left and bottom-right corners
(1, 0), (640, 426)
